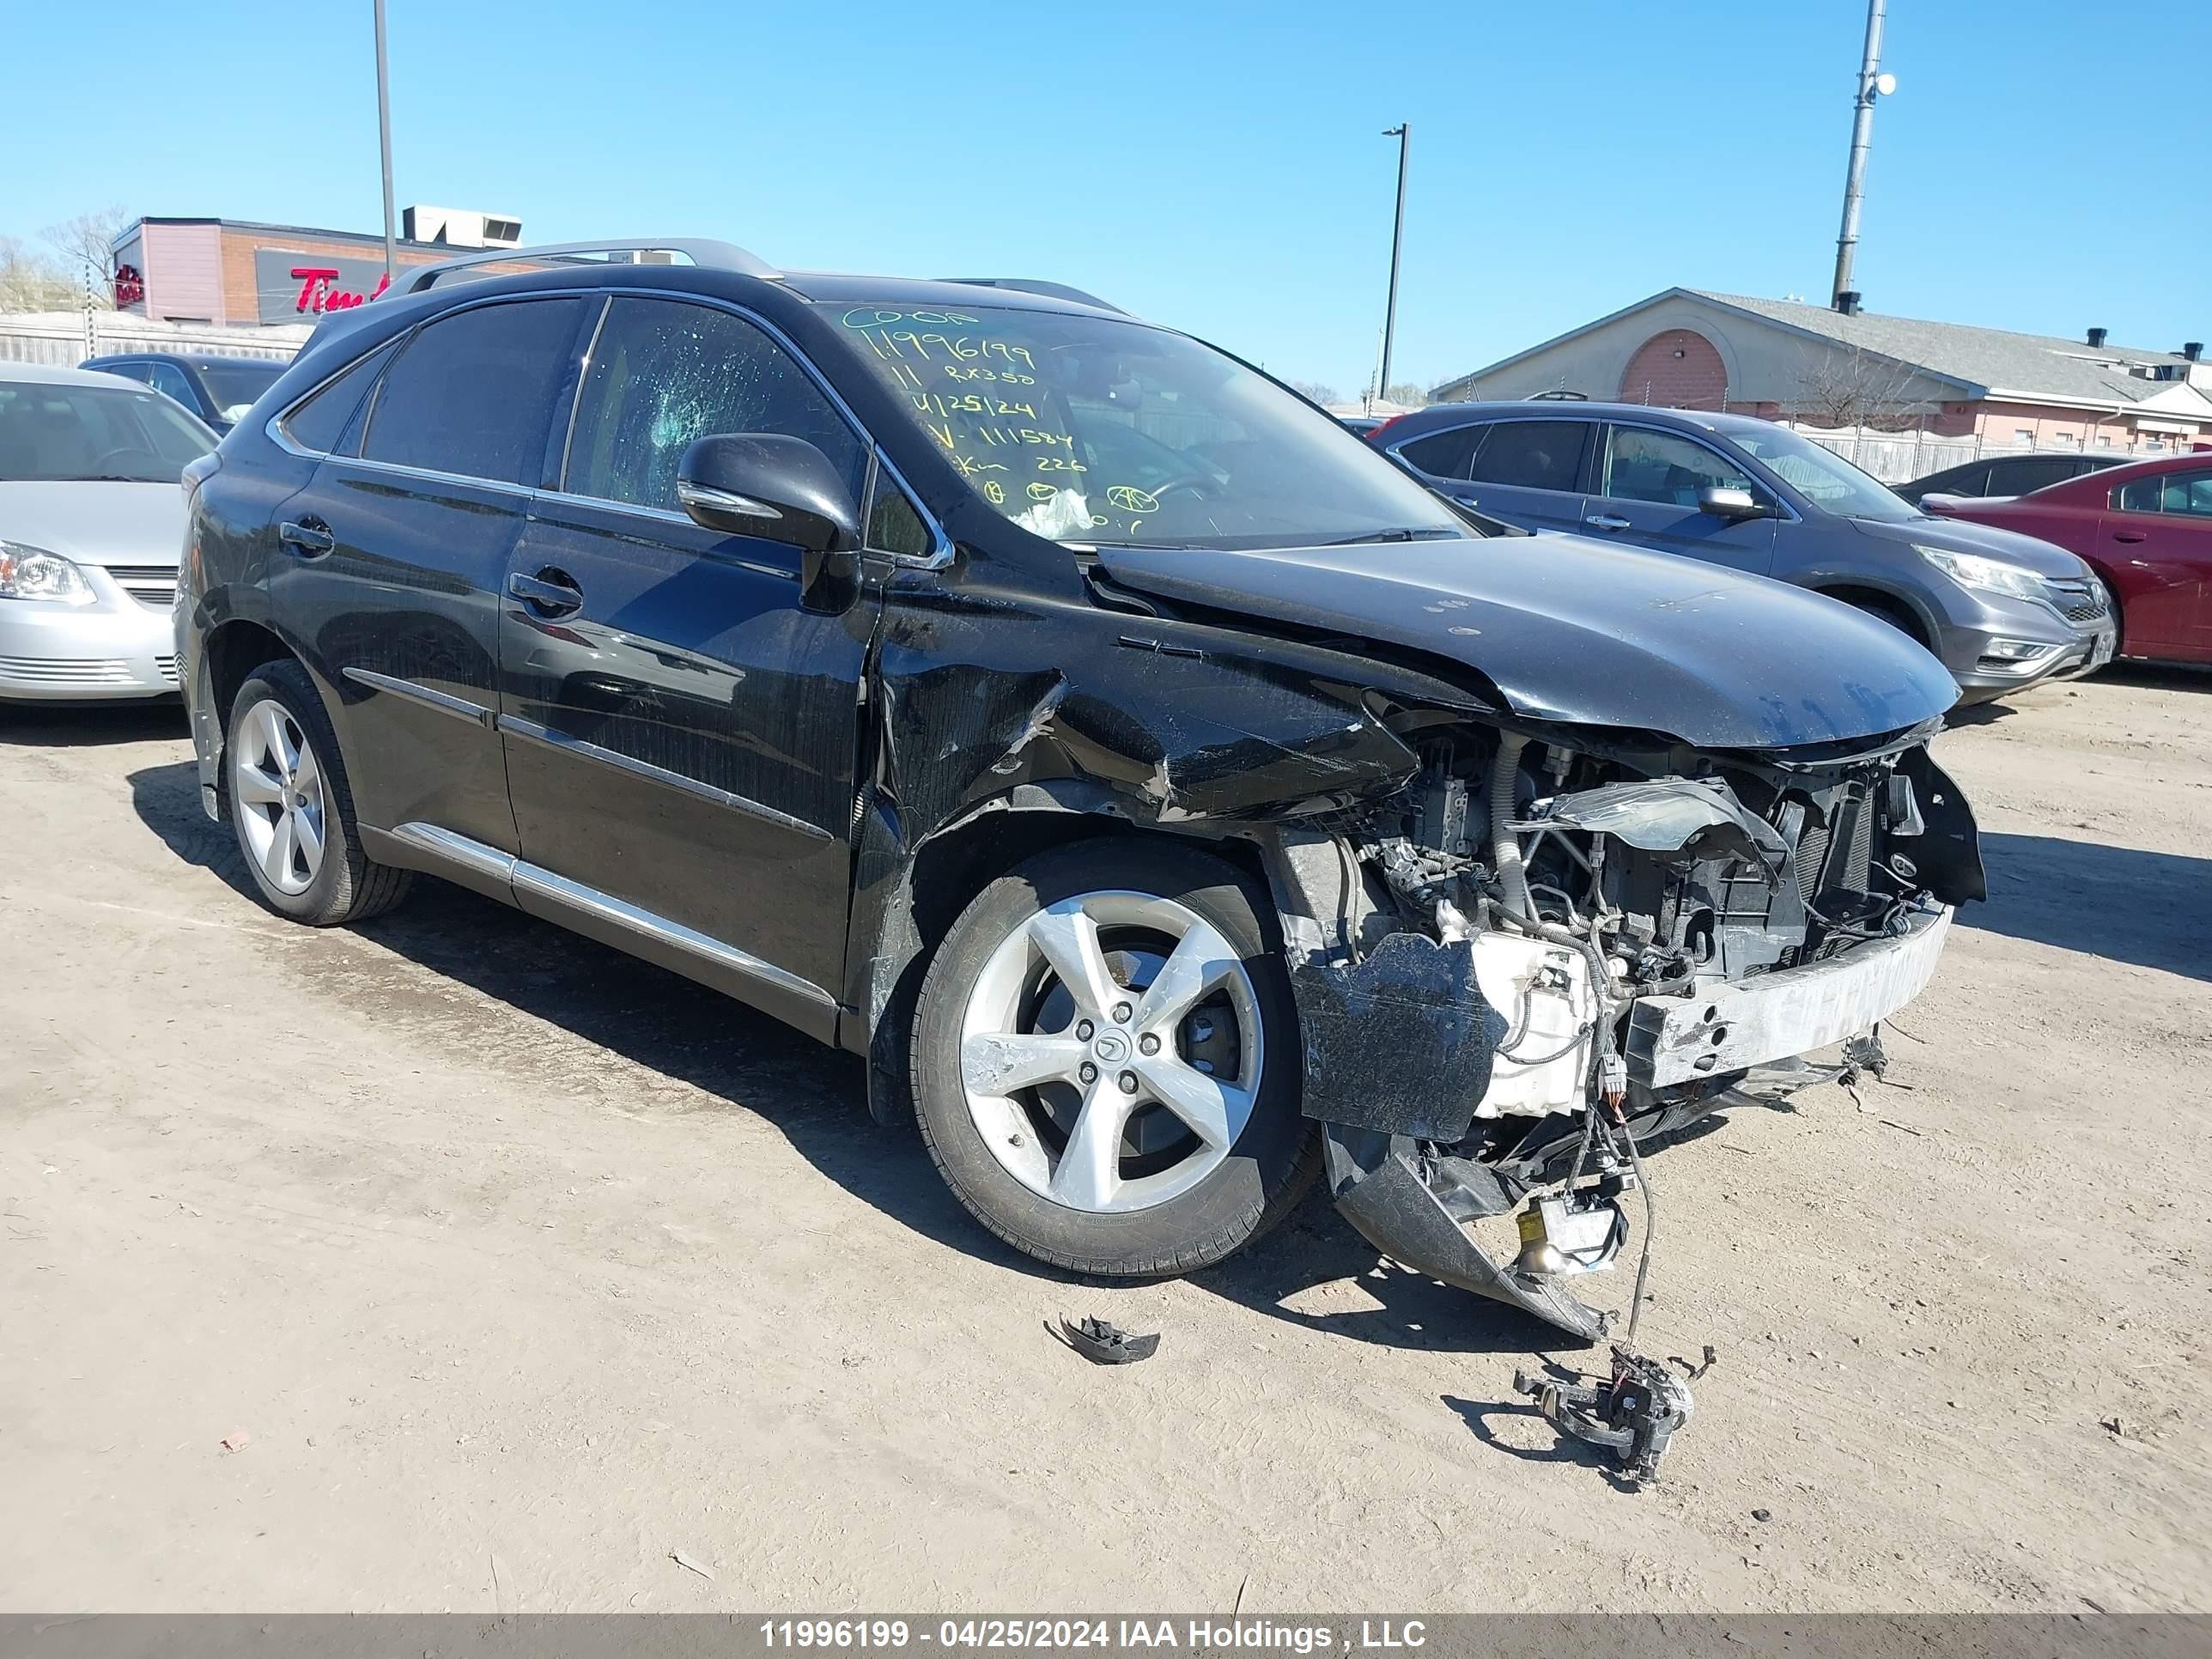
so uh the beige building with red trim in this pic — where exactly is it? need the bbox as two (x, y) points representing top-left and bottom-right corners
(107, 215), (533, 331)
(1436, 289), (2212, 456)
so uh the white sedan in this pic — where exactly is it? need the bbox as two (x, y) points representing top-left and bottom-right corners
(0, 361), (216, 701)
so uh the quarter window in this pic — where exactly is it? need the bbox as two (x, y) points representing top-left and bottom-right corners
(1465, 421), (1589, 493)
(866, 478), (933, 557)
(362, 298), (587, 485)
(562, 298), (866, 514)
(280, 343), (394, 456)
(1600, 427), (1756, 507)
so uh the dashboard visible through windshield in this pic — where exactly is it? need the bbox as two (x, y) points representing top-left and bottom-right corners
(818, 301), (1463, 551)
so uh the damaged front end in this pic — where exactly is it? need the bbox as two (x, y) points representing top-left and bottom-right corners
(1273, 714), (1983, 1342)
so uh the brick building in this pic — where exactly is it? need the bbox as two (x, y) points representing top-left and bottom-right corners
(1435, 289), (2212, 457)
(107, 212), (531, 330)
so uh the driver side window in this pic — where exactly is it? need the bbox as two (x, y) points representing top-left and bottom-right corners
(1601, 426), (1757, 507)
(562, 298), (866, 514)
(144, 362), (198, 410)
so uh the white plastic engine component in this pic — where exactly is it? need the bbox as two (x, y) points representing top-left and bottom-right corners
(1470, 932), (1597, 1117)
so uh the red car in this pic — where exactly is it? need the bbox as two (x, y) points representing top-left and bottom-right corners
(1924, 453), (2212, 665)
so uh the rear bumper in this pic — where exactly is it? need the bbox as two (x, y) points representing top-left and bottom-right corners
(0, 598), (179, 701)
(1625, 905), (1952, 1087)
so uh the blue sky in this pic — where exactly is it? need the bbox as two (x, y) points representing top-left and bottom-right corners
(6, 1), (2205, 394)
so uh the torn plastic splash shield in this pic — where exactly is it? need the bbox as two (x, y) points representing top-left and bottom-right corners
(1291, 932), (1607, 1340)
(1324, 1125), (1609, 1342)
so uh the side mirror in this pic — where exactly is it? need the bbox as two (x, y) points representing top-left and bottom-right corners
(676, 434), (862, 555)
(1698, 484), (1766, 520)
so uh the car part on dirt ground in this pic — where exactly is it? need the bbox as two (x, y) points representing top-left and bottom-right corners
(1516, 1346), (1696, 1486)
(1055, 1316), (1160, 1365)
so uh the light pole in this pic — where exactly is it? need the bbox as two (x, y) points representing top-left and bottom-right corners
(374, 0), (398, 283)
(1831, 0), (1897, 312)
(1377, 123), (1409, 407)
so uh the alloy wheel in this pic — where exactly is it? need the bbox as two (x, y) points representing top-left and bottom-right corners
(957, 890), (1265, 1213)
(231, 697), (326, 896)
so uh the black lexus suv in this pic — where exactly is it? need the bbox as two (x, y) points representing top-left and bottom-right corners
(178, 240), (1982, 1340)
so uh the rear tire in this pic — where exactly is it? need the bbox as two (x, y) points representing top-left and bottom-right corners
(911, 839), (1318, 1277)
(225, 659), (411, 927)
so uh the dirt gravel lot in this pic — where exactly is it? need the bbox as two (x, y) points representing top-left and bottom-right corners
(2, 671), (2208, 1614)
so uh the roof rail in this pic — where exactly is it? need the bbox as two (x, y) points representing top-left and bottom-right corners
(939, 277), (1130, 316)
(396, 239), (780, 296)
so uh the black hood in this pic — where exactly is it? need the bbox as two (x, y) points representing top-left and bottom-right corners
(1097, 532), (1960, 750)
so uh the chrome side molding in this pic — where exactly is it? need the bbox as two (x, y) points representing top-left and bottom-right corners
(496, 715), (833, 842)
(341, 665), (496, 728)
(386, 821), (835, 1014)
(386, 821), (519, 884)
(510, 861), (835, 1013)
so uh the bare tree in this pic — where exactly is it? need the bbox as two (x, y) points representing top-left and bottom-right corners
(0, 236), (77, 311)
(1792, 344), (1919, 430)
(1289, 379), (1341, 404)
(1383, 381), (1432, 410)
(40, 205), (135, 309)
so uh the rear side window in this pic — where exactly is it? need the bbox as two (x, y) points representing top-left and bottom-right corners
(362, 298), (586, 485)
(562, 297), (866, 514)
(1396, 425), (1480, 479)
(2117, 469), (2212, 518)
(1599, 426), (1756, 506)
(1988, 458), (2066, 495)
(1924, 464), (1990, 497)
(1466, 421), (1589, 492)
(280, 343), (395, 456)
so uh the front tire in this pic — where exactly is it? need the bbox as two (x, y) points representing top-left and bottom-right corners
(225, 659), (411, 926)
(910, 839), (1317, 1277)
(1843, 592), (1929, 648)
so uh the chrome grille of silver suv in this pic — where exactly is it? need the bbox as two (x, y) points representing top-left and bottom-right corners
(2043, 575), (2109, 623)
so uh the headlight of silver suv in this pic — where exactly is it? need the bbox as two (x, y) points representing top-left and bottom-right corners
(0, 540), (96, 605)
(1912, 544), (2046, 604)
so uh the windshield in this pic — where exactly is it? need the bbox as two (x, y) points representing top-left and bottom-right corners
(198, 359), (284, 423)
(0, 380), (215, 483)
(1727, 424), (1921, 523)
(820, 301), (1463, 550)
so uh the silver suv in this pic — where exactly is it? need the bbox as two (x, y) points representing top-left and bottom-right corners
(1374, 401), (2117, 702)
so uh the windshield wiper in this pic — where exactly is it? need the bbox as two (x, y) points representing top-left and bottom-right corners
(1070, 540), (1211, 550)
(1316, 526), (1463, 545)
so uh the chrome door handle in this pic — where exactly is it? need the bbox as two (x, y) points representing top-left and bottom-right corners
(508, 568), (584, 617)
(279, 519), (334, 557)
(1584, 514), (1632, 532)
